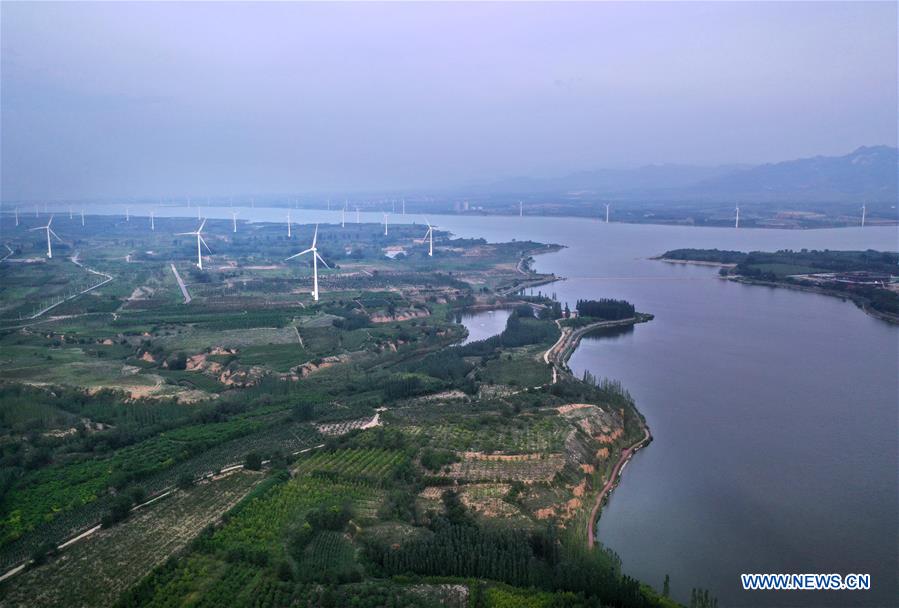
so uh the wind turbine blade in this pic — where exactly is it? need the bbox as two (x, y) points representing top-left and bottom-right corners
(49, 228), (64, 242)
(48, 215), (54, 227)
(312, 224), (318, 248)
(198, 218), (207, 233)
(199, 235), (212, 253)
(315, 252), (330, 269)
(175, 231), (196, 236)
(28, 226), (44, 231)
(285, 248), (314, 260)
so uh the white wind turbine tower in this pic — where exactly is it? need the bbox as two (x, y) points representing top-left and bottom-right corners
(735, 205), (740, 229)
(231, 210), (239, 233)
(176, 219), (211, 270)
(402, 198), (406, 215)
(287, 211), (292, 238)
(80, 209), (85, 227)
(69, 206), (73, 220)
(14, 207), (18, 227)
(383, 213), (389, 236)
(861, 204), (866, 227)
(420, 218), (435, 256)
(341, 205), (346, 228)
(29, 215), (62, 258)
(34, 205), (39, 218)
(519, 201), (523, 217)
(126, 207), (130, 222)
(150, 210), (155, 231)
(286, 224), (329, 302)
(605, 203), (610, 223)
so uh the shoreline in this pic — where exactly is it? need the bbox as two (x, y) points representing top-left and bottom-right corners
(12, 209), (895, 232)
(587, 423), (652, 549)
(654, 257), (736, 268)
(652, 257), (899, 326)
(727, 276), (899, 325)
(539, 313), (655, 549)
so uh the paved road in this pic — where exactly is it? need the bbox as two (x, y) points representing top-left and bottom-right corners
(27, 253), (113, 320)
(170, 263), (191, 304)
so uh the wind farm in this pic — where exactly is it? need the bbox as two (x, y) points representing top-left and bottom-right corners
(1, 3), (897, 608)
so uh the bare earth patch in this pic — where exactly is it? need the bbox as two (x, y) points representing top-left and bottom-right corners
(433, 452), (565, 483)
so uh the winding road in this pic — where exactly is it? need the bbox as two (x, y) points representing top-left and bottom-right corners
(539, 315), (654, 548)
(586, 424), (651, 549)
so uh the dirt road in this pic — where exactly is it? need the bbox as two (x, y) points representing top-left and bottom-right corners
(587, 424), (652, 548)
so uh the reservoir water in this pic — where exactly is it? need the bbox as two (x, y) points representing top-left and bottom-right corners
(458, 309), (512, 345)
(42, 206), (899, 607)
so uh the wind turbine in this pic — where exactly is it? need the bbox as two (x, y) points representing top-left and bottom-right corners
(735, 205), (740, 229)
(402, 198), (406, 215)
(29, 215), (62, 258)
(356, 207), (360, 224)
(605, 203), (610, 224)
(341, 205), (346, 228)
(519, 201), (523, 217)
(861, 204), (866, 228)
(69, 206), (73, 220)
(14, 207), (18, 227)
(231, 210), (239, 233)
(150, 210), (155, 231)
(126, 207), (130, 222)
(287, 211), (292, 237)
(420, 218), (435, 256)
(176, 219), (211, 270)
(286, 224), (329, 302)
(383, 213), (389, 236)
(81, 209), (85, 227)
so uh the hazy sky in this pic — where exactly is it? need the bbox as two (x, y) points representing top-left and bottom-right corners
(1, 1), (896, 201)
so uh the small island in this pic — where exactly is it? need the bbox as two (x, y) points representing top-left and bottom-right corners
(657, 248), (899, 323)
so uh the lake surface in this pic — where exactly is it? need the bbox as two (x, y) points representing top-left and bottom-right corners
(458, 309), (512, 345)
(439, 217), (898, 608)
(28, 205), (899, 607)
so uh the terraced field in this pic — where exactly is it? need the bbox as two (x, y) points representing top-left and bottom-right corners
(431, 452), (566, 483)
(408, 416), (569, 454)
(207, 476), (383, 555)
(292, 448), (407, 484)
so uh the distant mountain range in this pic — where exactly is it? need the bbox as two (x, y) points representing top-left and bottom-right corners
(474, 146), (898, 203)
